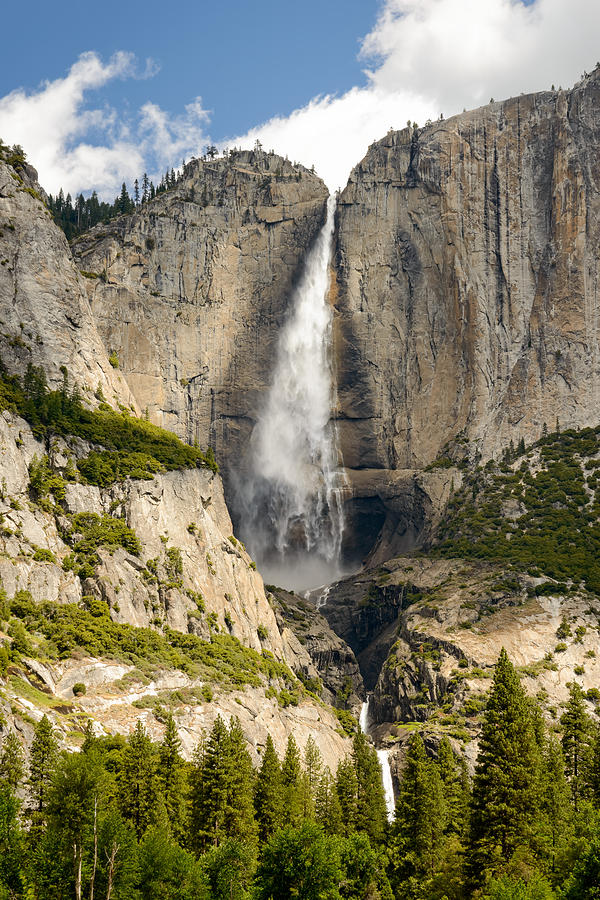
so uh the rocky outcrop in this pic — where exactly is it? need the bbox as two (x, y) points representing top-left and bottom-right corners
(326, 555), (600, 772)
(72, 151), (328, 480)
(335, 67), (600, 475)
(269, 587), (363, 708)
(0, 161), (135, 407)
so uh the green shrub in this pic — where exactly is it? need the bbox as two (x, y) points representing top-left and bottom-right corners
(32, 547), (57, 563)
(72, 682), (86, 696)
(108, 352), (119, 368)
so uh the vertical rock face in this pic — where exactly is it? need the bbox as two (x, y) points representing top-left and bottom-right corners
(72, 151), (328, 479)
(334, 68), (600, 471)
(0, 161), (135, 407)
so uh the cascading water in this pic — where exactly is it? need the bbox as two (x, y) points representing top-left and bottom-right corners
(237, 196), (346, 590)
(359, 695), (395, 822)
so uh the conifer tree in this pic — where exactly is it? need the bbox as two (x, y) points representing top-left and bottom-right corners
(352, 729), (387, 844)
(0, 730), (24, 790)
(540, 737), (572, 877)
(190, 716), (256, 852)
(336, 756), (358, 835)
(28, 714), (58, 820)
(389, 733), (446, 889)
(158, 713), (187, 839)
(466, 648), (542, 883)
(118, 719), (157, 839)
(561, 682), (592, 808)
(281, 734), (304, 826)
(589, 724), (600, 806)
(254, 734), (283, 843)
(224, 718), (257, 849)
(437, 736), (470, 838)
(315, 767), (343, 835)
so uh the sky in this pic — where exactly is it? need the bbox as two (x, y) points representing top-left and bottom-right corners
(1, 0), (599, 198)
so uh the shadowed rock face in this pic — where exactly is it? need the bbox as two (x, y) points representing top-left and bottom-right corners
(334, 69), (600, 476)
(72, 150), (328, 484)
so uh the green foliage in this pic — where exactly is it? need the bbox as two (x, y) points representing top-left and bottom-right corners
(467, 649), (542, 884)
(62, 511), (141, 578)
(0, 361), (217, 483)
(434, 425), (600, 590)
(8, 597), (297, 689)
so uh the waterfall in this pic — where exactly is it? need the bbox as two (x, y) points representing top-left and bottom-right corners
(377, 749), (396, 822)
(359, 695), (395, 822)
(359, 698), (370, 733)
(237, 196), (346, 590)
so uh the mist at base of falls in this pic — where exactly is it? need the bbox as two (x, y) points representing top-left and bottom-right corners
(236, 196), (348, 592)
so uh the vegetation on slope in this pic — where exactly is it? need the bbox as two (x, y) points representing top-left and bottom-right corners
(0, 360), (217, 483)
(434, 426), (600, 592)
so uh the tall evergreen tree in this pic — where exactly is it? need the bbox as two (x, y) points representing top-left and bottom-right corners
(118, 719), (158, 840)
(561, 682), (593, 808)
(281, 734), (304, 826)
(540, 737), (572, 877)
(158, 713), (187, 839)
(0, 730), (24, 790)
(315, 767), (343, 836)
(389, 733), (446, 890)
(352, 730), (387, 844)
(466, 648), (542, 883)
(28, 714), (58, 822)
(336, 756), (358, 835)
(437, 736), (470, 839)
(190, 716), (256, 852)
(254, 735), (283, 844)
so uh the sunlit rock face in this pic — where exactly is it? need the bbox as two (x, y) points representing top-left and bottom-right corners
(72, 150), (328, 483)
(334, 68), (600, 473)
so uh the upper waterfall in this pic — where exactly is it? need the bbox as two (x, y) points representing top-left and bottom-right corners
(237, 196), (346, 590)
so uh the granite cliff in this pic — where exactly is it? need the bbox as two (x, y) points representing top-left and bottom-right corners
(335, 67), (600, 561)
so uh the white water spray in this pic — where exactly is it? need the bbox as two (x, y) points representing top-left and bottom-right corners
(238, 196), (346, 589)
(359, 694), (395, 822)
(377, 749), (396, 822)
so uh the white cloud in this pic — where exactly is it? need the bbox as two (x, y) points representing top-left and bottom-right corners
(233, 0), (600, 190)
(0, 52), (210, 198)
(1, 2), (599, 196)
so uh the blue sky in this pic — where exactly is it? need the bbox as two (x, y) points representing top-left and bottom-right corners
(1, 1), (379, 143)
(1, 0), (598, 197)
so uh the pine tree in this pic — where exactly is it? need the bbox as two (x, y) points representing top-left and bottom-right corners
(336, 756), (358, 835)
(254, 735), (283, 843)
(133, 178), (140, 205)
(389, 733), (446, 888)
(158, 713), (186, 839)
(224, 718), (257, 848)
(540, 737), (572, 877)
(352, 729), (387, 844)
(315, 767), (343, 835)
(437, 736), (470, 838)
(466, 648), (542, 883)
(561, 682), (593, 808)
(190, 716), (256, 852)
(281, 734), (304, 826)
(28, 714), (58, 820)
(0, 731), (24, 790)
(118, 719), (157, 839)
(302, 735), (323, 819)
(589, 724), (600, 805)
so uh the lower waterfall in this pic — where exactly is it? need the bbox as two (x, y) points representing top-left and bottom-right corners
(237, 196), (346, 590)
(359, 696), (395, 822)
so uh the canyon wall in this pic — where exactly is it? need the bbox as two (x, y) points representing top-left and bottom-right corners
(334, 67), (600, 473)
(72, 150), (328, 478)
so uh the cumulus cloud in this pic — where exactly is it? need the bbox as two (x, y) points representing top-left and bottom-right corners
(234, 0), (600, 189)
(0, 52), (210, 198)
